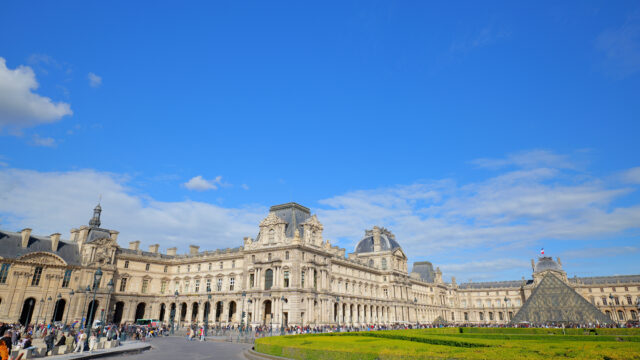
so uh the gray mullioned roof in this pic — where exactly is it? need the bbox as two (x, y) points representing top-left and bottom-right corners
(411, 261), (436, 283)
(256, 203), (311, 241)
(458, 280), (532, 289)
(0, 230), (81, 265)
(570, 275), (640, 285)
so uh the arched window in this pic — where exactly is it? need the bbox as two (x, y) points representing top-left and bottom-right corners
(368, 259), (374, 267)
(268, 229), (275, 243)
(265, 269), (273, 290)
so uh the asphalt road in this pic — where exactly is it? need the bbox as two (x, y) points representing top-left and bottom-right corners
(98, 337), (251, 360)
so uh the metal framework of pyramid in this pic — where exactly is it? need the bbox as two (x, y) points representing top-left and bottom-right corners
(511, 272), (612, 325)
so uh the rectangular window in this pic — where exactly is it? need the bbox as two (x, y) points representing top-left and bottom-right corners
(31, 266), (43, 286)
(615, 297), (620, 305)
(206, 279), (211, 292)
(208, 263), (212, 270)
(229, 277), (235, 291)
(120, 278), (128, 292)
(142, 279), (149, 293)
(198, 264), (201, 271)
(161, 281), (167, 294)
(124, 261), (129, 269)
(185, 280), (190, 292)
(187, 265), (191, 272)
(602, 297), (607, 305)
(284, 271), (290, 288)
(383, 288), (388, 297)
(0, 264), (10, 284)
(164, 265), (168, 273)
(195, 279), (200, 292)
(232, 260), (236, 268)
(249, 274), (255, 288)
(628, 296), (633, 305)
(62, 269), (72, 287)
(217, 278), (222, 291)
(301, 271), (305, 288)
(145, 263), (150, 271)
(219, 262), (223, 269)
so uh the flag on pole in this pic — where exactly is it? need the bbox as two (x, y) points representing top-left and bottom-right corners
(540, 248), (545, 255)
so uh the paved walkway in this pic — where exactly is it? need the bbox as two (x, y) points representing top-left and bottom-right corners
(45, 341), (151, 360)
(96, 337), (251, 360)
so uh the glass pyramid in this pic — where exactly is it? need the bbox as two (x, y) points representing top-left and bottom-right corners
(511, 272), (612, 325)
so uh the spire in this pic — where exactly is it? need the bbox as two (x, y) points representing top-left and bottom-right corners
(89, 203), (102, 227)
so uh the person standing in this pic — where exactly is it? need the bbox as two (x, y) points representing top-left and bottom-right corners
(88, 332), (98, 353)
(74, 330), (86, 353)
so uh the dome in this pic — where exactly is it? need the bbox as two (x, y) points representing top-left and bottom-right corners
(534, 256), (562, 273)
(354, 227), (401, 253)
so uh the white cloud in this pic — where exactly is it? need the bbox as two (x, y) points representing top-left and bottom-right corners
(471, 149), (574, 170)
(440, 259), (531, 281)
(0, 57), (72, 131)
(595, 15), (640, 78)
(0, 168), (265, 252)
(183, 175), (224, 191)
(316, 153), (640, 260)
(620, 166), (640, 184)
(87, 72), (102, 87)
(30, 134), (56, 147)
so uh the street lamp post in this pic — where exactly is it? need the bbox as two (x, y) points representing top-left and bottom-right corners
(246, 299), (253, 336)
(88, 267), (103, 331)
(99, 279), (114, 338)
(36, 298), (44, 326)
(170, 290), (178, 335)
(609, 294), (617, 326)
(65, 290), (75, 328)
(52, 293), (62, 325)
(414, 297), (418, 328)
(336, 296), (340, 332)
(204, 290), (211, 337)
(280, 296), (285, 335)
(81, 286), (90, 329)
(46, 296), (52, 324)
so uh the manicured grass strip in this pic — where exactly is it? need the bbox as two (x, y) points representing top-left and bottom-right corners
(310, 331), (491, 348)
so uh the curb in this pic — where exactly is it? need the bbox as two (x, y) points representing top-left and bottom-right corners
(49, 344), (152, 360)
(243, 349), (293, 360)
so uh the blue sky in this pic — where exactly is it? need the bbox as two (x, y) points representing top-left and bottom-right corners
(1, 1), (639, 282)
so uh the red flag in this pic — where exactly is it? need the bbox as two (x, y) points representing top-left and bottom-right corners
(540, 248), (545, 255)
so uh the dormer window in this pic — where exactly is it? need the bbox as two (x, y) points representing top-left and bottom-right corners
(268, 229), (275, 244)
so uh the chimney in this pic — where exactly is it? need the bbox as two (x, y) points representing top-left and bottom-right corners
(189, 245), (200, 255)
(372, 226), (381, 252)
(20, 228), (32, 248)
(129, 241), (140, 251)
(50, 233), (61, 251)
(167, 247), (177, 256)
(109, 230), (119, 243)
(70, 228), (78, 242)
(556, 257), (562, 267)
(149, 244), (159, 254)
(451, 276), (457, 285)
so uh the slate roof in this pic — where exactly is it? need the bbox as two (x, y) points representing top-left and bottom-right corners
(512, 272), (612, 325)
(256, 203), (311, 241)
(534, 256), (562, 273)
(0, 229), (81, 265)
(570, 275), (640, 285)
(411, 261), (436, 283)
(458, 280), (531, 289)
(354, 230), (402, 253)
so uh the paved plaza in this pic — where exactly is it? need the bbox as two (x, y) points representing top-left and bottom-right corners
(98, 337), (251, 360)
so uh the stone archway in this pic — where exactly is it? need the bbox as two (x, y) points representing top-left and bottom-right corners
(135, 302), (146, 322)
(86, 300), (99, 327)
(263, 300), (272, 325)
(191, 302), (199, 323)
(180, 302), (187, 322)
(52, 298), (66, 322)
(159, 303), (166, 321)
(227, 301), (236, 323)
(113, 301), (125, 324)
(19, 297), (36, 325)
(215, 301), (223, 322)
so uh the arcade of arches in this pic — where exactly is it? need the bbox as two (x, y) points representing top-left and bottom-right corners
(1, 202), (639, 327)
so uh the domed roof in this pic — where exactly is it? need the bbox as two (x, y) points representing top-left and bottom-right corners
(534, 256), (562, 273)
(354, 227), (401, 253)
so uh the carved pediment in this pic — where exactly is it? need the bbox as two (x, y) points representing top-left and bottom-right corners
(259, 212), (286, 227)
(301, 215), (323, 229)
(89, 237), (117, 247)
(18, 252), (67, 266)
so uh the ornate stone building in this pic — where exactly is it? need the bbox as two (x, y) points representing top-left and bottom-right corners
(1, 202), (638, 327)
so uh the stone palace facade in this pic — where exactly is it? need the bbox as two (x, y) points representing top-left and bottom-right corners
(1, 202), (638, 327)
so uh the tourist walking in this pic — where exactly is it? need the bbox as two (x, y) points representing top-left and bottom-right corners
(88, 332), (98, 353)
(74, 330), (86, 353)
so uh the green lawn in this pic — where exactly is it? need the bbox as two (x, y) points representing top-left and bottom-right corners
(254, 328), (640, 360)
